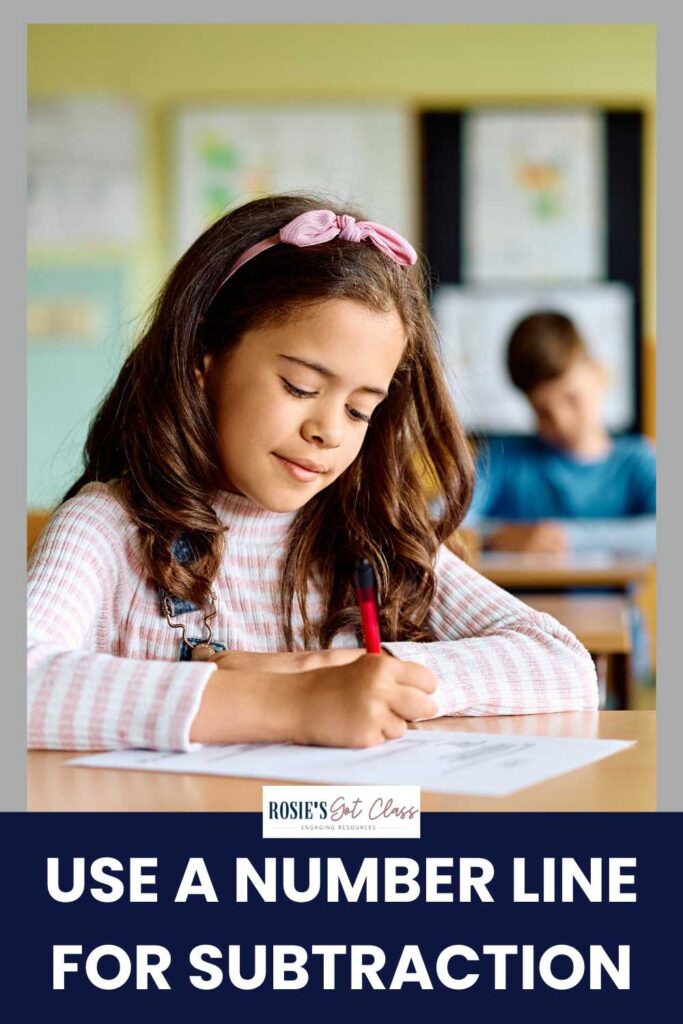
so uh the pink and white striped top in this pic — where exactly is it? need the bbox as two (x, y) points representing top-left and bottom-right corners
(28, 482), (598, 752)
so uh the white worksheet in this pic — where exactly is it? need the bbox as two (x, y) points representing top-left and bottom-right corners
(69, 730), (633, 798)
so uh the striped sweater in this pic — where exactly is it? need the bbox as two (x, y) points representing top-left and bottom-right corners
(28, 482), (598, 752)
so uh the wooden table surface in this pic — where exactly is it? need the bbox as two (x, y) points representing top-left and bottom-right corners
(477, 552), (652, 590)
(28, 711), (654, 813)
(518, 593), (632, 655)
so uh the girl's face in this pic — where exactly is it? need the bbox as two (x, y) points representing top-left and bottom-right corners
(200, 298), (407, 511)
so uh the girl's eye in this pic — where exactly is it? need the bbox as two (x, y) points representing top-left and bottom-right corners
(281, 378), (317, 399)
(281, 377), (371, 425)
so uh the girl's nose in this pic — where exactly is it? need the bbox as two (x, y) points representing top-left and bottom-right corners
(301, 414), (343, 449)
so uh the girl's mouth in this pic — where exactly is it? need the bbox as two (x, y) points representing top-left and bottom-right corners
(272, 453), (323, 483)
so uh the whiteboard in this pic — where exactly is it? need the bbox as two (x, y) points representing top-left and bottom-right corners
(171, 105), (415, 255)
(432, 283), (635, 434)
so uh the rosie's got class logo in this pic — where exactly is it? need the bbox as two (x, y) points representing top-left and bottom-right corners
(262, 787), (421, 839)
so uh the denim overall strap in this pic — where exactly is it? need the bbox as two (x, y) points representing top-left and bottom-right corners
(160, 536), (202, 616)
(159, 536), (226, 658)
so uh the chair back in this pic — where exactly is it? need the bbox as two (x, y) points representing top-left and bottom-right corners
(27, 511), (50, 557)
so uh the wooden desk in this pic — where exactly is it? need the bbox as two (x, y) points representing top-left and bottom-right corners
(518, 593), (632, 709)
(519, 593), (631, 655)
(477, 552), (652, 591)
(28, 711), (654, 813)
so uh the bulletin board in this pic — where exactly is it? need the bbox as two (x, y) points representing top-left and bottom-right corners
(27, 98), (142, 510)
(171, 105), (415, 257)
(28, 98), (142, 247)
(421, 108), (644, 436)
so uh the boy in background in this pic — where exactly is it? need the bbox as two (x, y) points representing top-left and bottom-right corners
(466, 311), (655, 688)
(469, 311), (656, 559)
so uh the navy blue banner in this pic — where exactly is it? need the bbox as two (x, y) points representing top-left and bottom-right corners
(3, 812), (680, 1021)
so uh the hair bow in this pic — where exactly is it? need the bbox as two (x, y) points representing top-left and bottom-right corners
(221, 208), (417, 284)
(280, 210), (417, 267)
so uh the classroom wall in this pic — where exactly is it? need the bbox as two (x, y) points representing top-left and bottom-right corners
(27, 22), (657, 450)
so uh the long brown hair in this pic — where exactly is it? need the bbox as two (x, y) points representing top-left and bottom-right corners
(64, 193), (474, 647)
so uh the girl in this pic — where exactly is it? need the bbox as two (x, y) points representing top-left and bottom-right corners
(28, 194), (598, 752)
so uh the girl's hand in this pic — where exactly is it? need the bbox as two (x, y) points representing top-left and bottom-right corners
(190, 652), (438, 747)
(209, 648), (366, 674)
(292, 652), (438, 748)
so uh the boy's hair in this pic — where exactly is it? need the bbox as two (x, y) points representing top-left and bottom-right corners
(64, 193), (474, 647)
(506, 312), (588, 394)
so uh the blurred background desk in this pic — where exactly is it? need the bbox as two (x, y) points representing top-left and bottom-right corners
(28, 710), (654, 813)
(474, 552), (655, 710)
(518, 593), (632, 708)
(477, 552), (652, 591)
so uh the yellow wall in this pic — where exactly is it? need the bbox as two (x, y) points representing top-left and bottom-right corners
(28, 23), (656, 433)
(26, 24), (657, 101)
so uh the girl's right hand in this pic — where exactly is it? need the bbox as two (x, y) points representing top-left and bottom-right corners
(292, 652), (438, 748)
(209, 647), (366, 674)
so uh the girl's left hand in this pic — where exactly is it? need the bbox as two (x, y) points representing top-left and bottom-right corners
(208, 648), (367, 675)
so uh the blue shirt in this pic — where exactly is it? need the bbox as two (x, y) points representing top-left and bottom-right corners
(466, 435), (656, 557)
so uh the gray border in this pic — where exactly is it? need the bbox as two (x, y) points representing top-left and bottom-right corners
(1, 11), (27, 811)
(655, 14), (679, 812)
(6, 8), (674, 811)
(9, 3), (675, 22)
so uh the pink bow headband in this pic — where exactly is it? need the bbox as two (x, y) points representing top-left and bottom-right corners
(220, 208), (417, 286)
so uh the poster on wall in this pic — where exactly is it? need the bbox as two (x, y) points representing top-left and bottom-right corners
(27, 263), (129, 508)
(463, 109), (605, 283)
(432, 282), (634, 434)
(171, 105), (415, 255)
(28, 99), (142, 247)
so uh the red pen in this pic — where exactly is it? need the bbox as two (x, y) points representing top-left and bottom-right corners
(354, 558), (382, 654)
